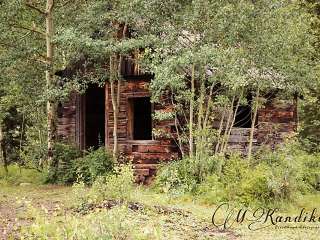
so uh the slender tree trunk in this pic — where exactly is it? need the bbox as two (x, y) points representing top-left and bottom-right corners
(37, 108), (44, 168)
(170, 92), (184, 158)
(110, 23), (126, 159)
(248, 88), (260, 161)
(109, 56), (118, 158)
(197, 79), (205, 132)
(215, 106), (226, 154)
(46, 0), (56, 167)
(195, 77), (205, 159)
(0, 122), (8, 175)
(189, 64), (195, 157)
(219, 95), (235, 153)
(222, 91), (243, 153)
(294, 94), (299, 131)
(203, 82), (215, 130)
(174, 113), (185, 158)
(18, 112), (25, 173)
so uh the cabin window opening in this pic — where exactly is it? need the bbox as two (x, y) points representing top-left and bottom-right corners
(128, 97), (152, 140)
(85, 84), (105, 149)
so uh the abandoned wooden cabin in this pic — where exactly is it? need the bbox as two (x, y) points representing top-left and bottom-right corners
(55, 23), (298, 183)
(56, 53), (298, 183)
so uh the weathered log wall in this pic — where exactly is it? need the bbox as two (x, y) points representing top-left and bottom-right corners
(57, 84), (298, 183)
(57, 92), (77, 144)
(106, 79), (179, 183)
(257, 98), (297, 147)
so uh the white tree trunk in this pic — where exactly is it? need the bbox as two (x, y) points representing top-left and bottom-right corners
(189, 64), (195, 157)
(0, 122), (8, 175)
(248, 88), (259, 161)
(46, 0), (56, 166)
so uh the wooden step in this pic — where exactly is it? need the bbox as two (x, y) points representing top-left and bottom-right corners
(133, 168), (150, 176)
(133, 164), (158, 170)
(131, 144), (171, 153)
(228, 135), (257, 143)
(229, 127), (252, 136)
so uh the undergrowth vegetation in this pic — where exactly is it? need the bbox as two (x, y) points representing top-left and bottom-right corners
(0, 164), (45, 185)
(72, 163), (135, 210)
(0, 144), (116, 186)
(45, 144), (115, 185)
(155, 142), (320, 206)
(22, 204), (163, 240)
(2, 142), (319, 240)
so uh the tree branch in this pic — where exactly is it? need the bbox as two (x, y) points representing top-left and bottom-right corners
(46, 0), (54, 14)
(10, 24), (46, 38)
(25, 2), (46, 15)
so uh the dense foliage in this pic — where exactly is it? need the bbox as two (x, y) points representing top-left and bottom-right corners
(45, 145), (115, 185)
(155, 142), (320, 205)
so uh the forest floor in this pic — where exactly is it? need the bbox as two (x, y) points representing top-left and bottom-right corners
(0, 185), (71, 239)
(0, 185), (238, 240)
(0, 185), (319, 240)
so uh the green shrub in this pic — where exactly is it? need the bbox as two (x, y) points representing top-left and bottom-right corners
(21, 142), (47, 171)
(215, 147), (314, 205)
(196, 174), (225, 204)
(74, 147), (115, 184)
(73, 163), (135, 208)
(294, 151), (320, 191)
(45, 143), (82, 184)
(154, 154), (224, 194)
(237, 163), (275, 205)
(45, 145), (114, 185)
(155, 142), (319, 206)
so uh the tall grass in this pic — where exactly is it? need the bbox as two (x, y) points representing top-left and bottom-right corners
(0, 164), (45, 185)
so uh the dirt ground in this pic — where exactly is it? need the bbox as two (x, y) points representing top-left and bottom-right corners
(0, 185), (239, 240)
(0, 185), (70, 239)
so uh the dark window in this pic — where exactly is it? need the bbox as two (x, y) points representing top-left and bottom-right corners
(85, 85), (105, 149)
(129, 97), (152, 140)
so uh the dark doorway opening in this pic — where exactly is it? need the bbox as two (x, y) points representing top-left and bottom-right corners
(85, 85), (105, 149)
(234, 105), (252, 128)
(129, 97), (152, 140)
(233, 94), (255, 128)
